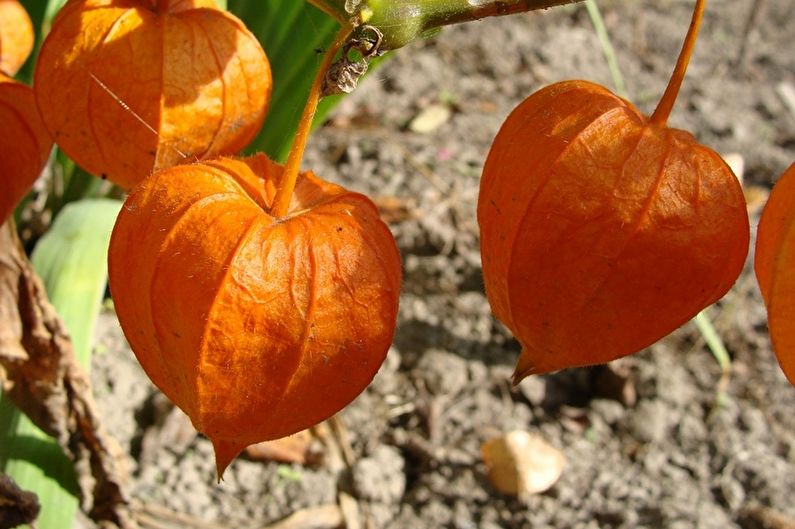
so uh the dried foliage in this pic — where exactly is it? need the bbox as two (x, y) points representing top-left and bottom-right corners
(0, 472), (40, 528)
(0, 221), (132, 528)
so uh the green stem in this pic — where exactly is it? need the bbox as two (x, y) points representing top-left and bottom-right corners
(307, 0), (584, 50)
(415, 0), (582, 28)
(693, 310), (731, 407)
(584, 0), (627, 99)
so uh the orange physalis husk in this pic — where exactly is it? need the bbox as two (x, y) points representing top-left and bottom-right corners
(33, 0), (271, 190)
(478, 0), (749, 382)
(0, 0), (34, 76)
(0, 74), (53, 223)
(107, 154), (402, 477)
(755, 163), (795, 386)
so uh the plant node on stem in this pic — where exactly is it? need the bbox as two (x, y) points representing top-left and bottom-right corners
(271, 27), (352, 218)
(322, 25), (383, 96)
(650, 0), (706, 127)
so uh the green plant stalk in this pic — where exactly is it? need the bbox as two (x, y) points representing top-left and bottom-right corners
(0, 199), (122, 529)
(308, 0), (584, 50)
(694, 310), (731, 405)
(584, 0), (628, 98)
(0, 403), (79, 529)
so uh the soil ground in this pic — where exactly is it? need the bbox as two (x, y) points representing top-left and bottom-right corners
(86, 1), (795, 528)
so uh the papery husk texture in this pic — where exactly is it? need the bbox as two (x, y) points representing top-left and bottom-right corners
(0, 74), (52, 223)
(478, 80), (749, 380)
(755, 162), (795, 386)
(0, 0), (33, 76)
(108, 154), (401, 475)
(34, 0), (271, 190)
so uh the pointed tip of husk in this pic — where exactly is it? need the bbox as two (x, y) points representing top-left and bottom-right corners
(512, 348), (537, 386)
(212, 438), (246, 482)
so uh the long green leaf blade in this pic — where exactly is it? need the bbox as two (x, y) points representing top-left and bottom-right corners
(229, 0), (339, 162)
(31, 199), (122, 362)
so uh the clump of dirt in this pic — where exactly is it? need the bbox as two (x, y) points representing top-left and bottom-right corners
(87, 1), (795, 528)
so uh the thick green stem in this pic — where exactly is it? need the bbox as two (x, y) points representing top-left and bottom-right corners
(308, 0), (583, 50)
(414, 0), (581, 28)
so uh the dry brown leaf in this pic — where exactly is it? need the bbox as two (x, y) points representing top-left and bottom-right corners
(740, 502), (795, 529)
(338, 491), (361, 529)
(593, 358), (637, 406)
(744, 185), (770, 214)
(0, 472), (40, 528)
(481, 431), (565, 500)
(245, 430), (320, 466)
(0, 220), (132, 528)
(722, 152), (745, 185)
(373, 196), (416, 224)
(409, 104), (451, 134)
(261, 504), (343, 529)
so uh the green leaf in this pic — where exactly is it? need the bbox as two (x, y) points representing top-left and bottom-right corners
(584, 0), (628, 99)
(0, 400), (79, 529)
(229, 0), (340, 162)
(0, 198), (122, 529)
(31, 199), (122, 364)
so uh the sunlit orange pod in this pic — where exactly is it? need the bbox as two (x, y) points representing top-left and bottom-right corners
(108, 154), (402, 476)
(478, 80), (749, 381)
(755, 163), (795, 386)
(0, 74), (53, 223)
(34, 0), (271, 190)
(0, 0), (34, 76)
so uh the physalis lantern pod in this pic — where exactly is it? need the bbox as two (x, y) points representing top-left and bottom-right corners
(108, 154), (402, 477)
(755, 163), (795, 386)
(0, 74), (53, 223)
(0, 0), (34, 76)
(478, 0), (749, 381)
(34, 0), (271, 190)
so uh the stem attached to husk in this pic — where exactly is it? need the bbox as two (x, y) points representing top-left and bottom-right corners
(271, 27), (351, 218)
(307, 0), (583, 51)
(650, 0), (706, 126)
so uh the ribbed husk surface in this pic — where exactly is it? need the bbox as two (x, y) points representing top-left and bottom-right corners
(108, 154), (401, 475)
(34, 0), (271, 190)
(0, 74), (52, 222)
(756, 163), (795, 386)
(478, 80), (749, 380)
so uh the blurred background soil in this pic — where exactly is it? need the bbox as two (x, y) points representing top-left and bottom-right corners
(86, 1), (795, 528)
